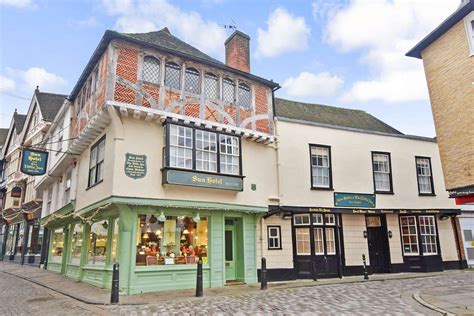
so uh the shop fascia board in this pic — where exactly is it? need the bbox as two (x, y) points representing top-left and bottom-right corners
(108, 100), (276, 145)
(75, 195), (268, 217)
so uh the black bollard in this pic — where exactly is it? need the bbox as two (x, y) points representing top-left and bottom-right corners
(362, 254), (369, 280)
(111, 262), (120, 304)
(261, 257), (268, 290)
(196, 259), (203, 297)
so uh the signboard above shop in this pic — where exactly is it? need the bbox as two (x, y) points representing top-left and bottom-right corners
(162, 169), (243, 191)
(334, 192), (376, 208)
(20, 148), (49, 176)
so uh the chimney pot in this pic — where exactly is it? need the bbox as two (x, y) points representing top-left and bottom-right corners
(225, 30), (250, 73)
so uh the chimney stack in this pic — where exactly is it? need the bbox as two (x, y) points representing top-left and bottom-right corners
(225, 30), (250, 73)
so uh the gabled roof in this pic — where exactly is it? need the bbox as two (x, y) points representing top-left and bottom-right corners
(274, 98), (403, 135)
(406, 0), (474, 58)
(122, 28), (223, 66)
(35, 90), (67, 121)
(13, 112), (27, 134)
(0, 128), (8, 146)
(69, 28), (279, 100)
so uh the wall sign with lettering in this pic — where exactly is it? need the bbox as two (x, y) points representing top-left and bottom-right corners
(334, 193), (376, 208)
(124, 153), (147, 179)
(163, 169), (243, 191)
(20, 148), (49, 176)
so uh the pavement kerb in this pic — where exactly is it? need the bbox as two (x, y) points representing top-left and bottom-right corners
(412, 292), (455, 316)
(0, 263), (469, 307)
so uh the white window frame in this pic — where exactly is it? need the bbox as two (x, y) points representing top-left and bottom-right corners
(310, 145), (331, 188)
(313, 227), (324, 255)
(169, 125), (193, 170)
(219, 134), (240, 175)
(325, 214), (336, 225)
(312, 213), (323, 225)
(88, 137), (105, 187)
(295, 228), (311, 255)
(195, 130), (217, 172)
(464, 11), (474, 56)
(400, 216), (419, 256)
(419, 215), (438, 255)
(267, 226), (281, 250)
(294, 214), (310, 226)
(325, 227), (336, 255)
(416, 157), (433, 194)
(372, 153), (392, 192)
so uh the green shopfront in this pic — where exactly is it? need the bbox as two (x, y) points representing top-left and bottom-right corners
(43, 197), (262, 295)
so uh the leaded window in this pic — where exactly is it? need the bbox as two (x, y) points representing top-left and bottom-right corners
(205, 73), (219, 99)
(165, 62), (181, 90)
(169, 125), (193, 169)
(372, 153), (392, 192)
(222, 78), (235, 103)
(238, 83), (251, 108)
(310, 145), (332, 188)
(143, 56), (161, 84)
(184, 67), (200, 94)
(219, 134), (240, 175)
(196, 130), (217, 172)
(416, 157), (434, 194)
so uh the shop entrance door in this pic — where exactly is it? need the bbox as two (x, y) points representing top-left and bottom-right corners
(366, 215), (391, 273)
(225, 226), (236, 281)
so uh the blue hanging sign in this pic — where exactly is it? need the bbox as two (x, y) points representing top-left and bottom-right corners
(334, 192), (376, 208)
(20, 148), (49, 176)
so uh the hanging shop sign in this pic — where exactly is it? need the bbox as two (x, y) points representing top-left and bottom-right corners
(334, 192), (376, 208)
(163, 169), (243, 191)
(124, 153), (147, 179)
(20, 148), (49, 176)
(11, 186), (22, 198)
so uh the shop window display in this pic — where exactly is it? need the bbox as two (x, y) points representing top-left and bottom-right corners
(88, 220), (108, 265)
(51, 228), (64, 263)
(136, 214), (208, 266)
(70, 223), (84, 264)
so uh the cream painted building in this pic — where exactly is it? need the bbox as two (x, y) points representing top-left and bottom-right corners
(256, 98), (464, 281)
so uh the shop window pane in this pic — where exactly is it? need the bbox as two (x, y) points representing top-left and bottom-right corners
(27, 222), (42, 255)
(312, 214), (323, 224)
(314, 228), (324, 254)
(111, 219), (119, 263)
(225, 230), (233, 261)
(325, 228), (336, 255)
(136, 214), (208, 266)
(70, 223), (84, 264)
(51, 228), (64, 263)
(400, 216), (419, 255)
(88, 221), (108, 265)
(296, 228), (310, 255)
(294, 214), (310, 226)
(5, 225), (18, 255)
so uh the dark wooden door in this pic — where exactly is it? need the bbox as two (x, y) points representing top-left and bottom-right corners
(366, 216), (390, 273)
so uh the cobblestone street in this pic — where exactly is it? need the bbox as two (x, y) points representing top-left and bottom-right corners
(2, 267), (473, 315)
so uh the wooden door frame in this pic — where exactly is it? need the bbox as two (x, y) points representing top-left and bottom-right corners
(365, 214), (391, 273)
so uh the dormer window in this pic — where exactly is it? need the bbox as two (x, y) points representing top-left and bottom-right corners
(184, 67), (200, 94)
(143, 56), (161, 85)
(222, 78), (235, 103)
(165, 62), (181, 90)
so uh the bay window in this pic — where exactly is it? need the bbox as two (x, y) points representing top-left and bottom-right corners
(372, 152), (393, 193)
(416, 157), (434, 195)
(136, 214), (208, 266)
(166, 123), (241, 176)
(310, 145), (332, 189)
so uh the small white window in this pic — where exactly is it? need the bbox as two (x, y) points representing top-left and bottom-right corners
(312, 213), (323, 224)
(196, 130), (217, 172)
(267, 226), (281, 250)
(219, 134), (240, 175)
(294, 214), (310, 226)
(169, 125), (193, 169)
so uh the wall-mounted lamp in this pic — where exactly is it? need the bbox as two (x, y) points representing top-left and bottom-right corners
(282, 213), (292, 220)
(363, 230), (367, 238)
(388, 230), (393, 239)
(157, 211), (166, 222)
(439, 214), (450, 221)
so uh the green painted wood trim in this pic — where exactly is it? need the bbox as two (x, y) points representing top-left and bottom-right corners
(40, 201), (75, 226)
(75, 195), (268, 216)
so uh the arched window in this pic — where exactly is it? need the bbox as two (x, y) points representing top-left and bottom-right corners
(205, 73), (219, 99)
(142, 56), (161, 84)
(165, 62), (181, 90)
(238, 83), (251, 108)
(184, 67), (200, 94)
(222, 78), (235, 103)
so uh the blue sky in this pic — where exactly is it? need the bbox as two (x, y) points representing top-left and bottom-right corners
(0, 0), (460, 136)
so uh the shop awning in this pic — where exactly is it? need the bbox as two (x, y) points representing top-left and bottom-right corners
(1, 207), (23, 224)
(265, 205), (461, 218)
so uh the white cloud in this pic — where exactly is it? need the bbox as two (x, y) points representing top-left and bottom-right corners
(283, 71), (344, 98)
(67, 17), (98, 29)
(256, 7), (311, 58)
(0, 75), (16, 93)
(0, 0), (36, 9)
(100, 0), (227, 56)
(324, 0), (459, 103)
(5, 67), (67, 92)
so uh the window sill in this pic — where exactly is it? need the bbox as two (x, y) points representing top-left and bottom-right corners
(418, 193), (436, 197)
(267, 247), (283, 251)
(311, 187), (334, 191)
(375, 191), (394, 195)
(86, 180), (103, 191)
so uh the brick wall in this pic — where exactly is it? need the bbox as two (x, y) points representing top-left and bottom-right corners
(421, 20), (474, 191)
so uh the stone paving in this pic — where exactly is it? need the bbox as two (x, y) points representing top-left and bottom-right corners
(107, 272), (474, 315)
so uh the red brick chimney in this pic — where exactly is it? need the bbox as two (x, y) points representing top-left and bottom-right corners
(225, 30), (250, 72)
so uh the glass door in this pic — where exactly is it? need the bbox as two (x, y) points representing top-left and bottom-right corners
(225, 227), (236, 281)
